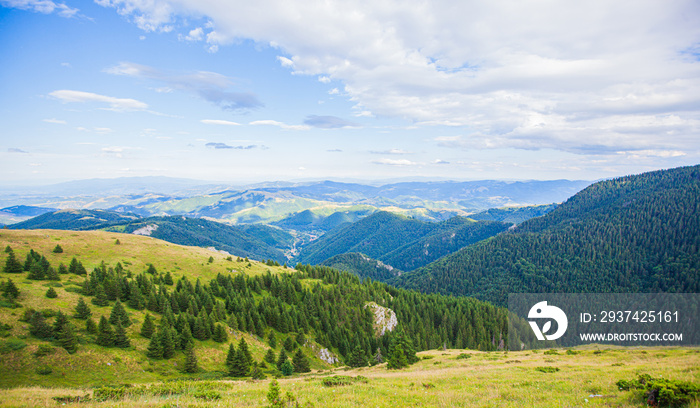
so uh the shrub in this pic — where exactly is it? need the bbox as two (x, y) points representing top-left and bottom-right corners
(93, 386), (128, 402)
(535, 366), (560, 373)
(52, 395), (90, 403)
(617, 374), (700, 407)
(34, 344), (55, 357)
(0, 338), (27, 353)
(565, 349), (580, 355)
(543, 349), (559, 355)
(456, 353), (472, 360)
(321, 375), (368, 387)
(36, 366), (53, 375)
(193, 390), (221, 401)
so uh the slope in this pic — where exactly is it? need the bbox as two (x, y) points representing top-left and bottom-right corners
(393, 164), (700, 305)
(295, 211), (511, 272)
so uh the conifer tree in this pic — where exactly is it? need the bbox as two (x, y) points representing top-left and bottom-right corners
(161, 327), (176, 359)
(58, 264), (68, 274)
(114, 321), (130, 348)
(91, 284), (109, 306)
(179, 322), (194, 350)
(264, 348), (277, 364)
(1, 278), (19, 301)
(212, 324), (228, 343)
(146, 331), (164, 359)
(29, 311), (53, 340)
(52, 311), (68, 336)
(3, 250), (23, 274)
(387, 340), (408, 370)
(276, 348), (288, 370)
(280, 360), (294, 376)
(225, 343), (236, 372)
(96, 316), (115, 347)
(371, 347), (384, 366)
(53, 244), (63, 253)
(45, 287), (58, 298)
(283, 336), (295, 351)
(193, 316), (207, 340)
(74, 297), (92, 319)
(109, 299), (130, 327)
(127, 281), (145, 310)
(184, 342), (198, 373)
(292, 349), (310, 373)
(163, 271), (173, 285)
(28, 262), (45, 280)
(268, 331), (277, 348)
(347, 345), (368, 368)
(238, 338), (253, 368)
(45, 266), (60, 281)
(140, 313), (155, 338)
(3, 245), (10, 253)
(229, 345), (250, 377)
(86, 318), (97, 334)
(59, 323), (78, 354)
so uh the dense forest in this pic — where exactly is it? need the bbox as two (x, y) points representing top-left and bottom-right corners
(393, 165), (700, 305)
(295, 212), (510, 273)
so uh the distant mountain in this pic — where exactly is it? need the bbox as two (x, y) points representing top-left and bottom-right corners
(320, 252), (402, 281)
(295, 211), (511, 272)
(469, 204), (558, 225)
(9, 210), (293, 262)
(0, 205), (57, 225)
(272, 208), (374, 232)
(392, 164), (700, 305)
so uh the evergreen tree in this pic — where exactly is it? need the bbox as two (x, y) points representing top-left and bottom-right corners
(127, 281), (145, 310)
(68, 257), (79, 274)
(146, 331), (163, 359)
(113, 321), (130, 348)
(163, 271), (173, 285)
(59, 323), (78, 354)
(212, 324), (228, 343)
(53, 244), (63, 254)
(74, 297), (92, 319)
(371, 347), (384, 366)
(276, 348), (288, 370)
(225, 343), (236, 372)
(283, 336), (296, 351)
(295, 332), (306, 347)
(184, 342), (198, 373)
(280, 360), (294, 376)
(146, 264), (157, 275)
(3, 245), (10, 253)
(27, 262), (45, 280)
(29, 311), (53, 340)
(250, 363), (266, 380)
(109, 299), (130, 327)
(45, 266), (60, 281)
(58, 263), (68, 275)
(387, 342), (408, 370)
(264, 348), (277, 364)
(347, 345), (368, 368)
(161, 327), (176, 359)
(91, 284), (109, 307)
(140, 314), (155, 338)
(2, 250), (23, 274)
(179, 322), (194, 350)
(52, 311), (68, 337)
(86, 318), (97, 334)
(292, 349), (310, 373)
(229, 346), (250, 377)
(96, 316), (115, 347)
(1, 278), (19, 301)
(45, 287), (58, 298)
(193, 316), (207, 340)
(238, 338), (253, 368)
(268, 331), (277, 348)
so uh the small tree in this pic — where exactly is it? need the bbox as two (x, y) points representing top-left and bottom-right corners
(114, 321), (130, 348)
(91, 284), (109, 307)
(264, 348), (277, 364)
(59, 323), (78, 354)
(45, 287), (58, 298)
(283, 336), (296, 351)
(140, 314), (155, 338)
(28, 262), (45, 280)
(109, 299), (130, 327)
(268, 331), (277, 349)
(163, 271), (173, 285)
(86, 318), (97, 334)
(45, 266), (60, 281)
(184, 342), (198, 373)
(348, 344), (368, 368)
(267, 380), (283, 408)
(2, 250), (23, 274)
(280, 360), (294, 376)
(1, 278), (19, 301)
(276, 348), (288, 370)
(292, 349), (311, 373)
(96, 316), (115, 347)
(212, 324), (228, 343)
(74, 297), (92, 319)
(146, 331), (163, 359)
(53, 244), (63, 254)
(29, 311), (53, 340)
(225, 342), (236, 372)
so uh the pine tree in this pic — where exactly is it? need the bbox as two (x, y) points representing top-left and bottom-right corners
(163, 271), (173, 285)
(193, 316), (207, 340)
(161, 327), (176, 359)
(212, 324), (228, 343)
(109, 299), (130, 327)
(59, 323), (78, 354)
(371, 347), (384, 366)
(267, 380), (283, 408)
(53, 244), (63, 253)
(45, 266), (60, 281)
(91, 284), (109, 306)
(3, 245), (10, 253)
(29, 311), (53, 340)
(113, 321), (130, 348)
(238, 338), (253, 368)
(283, 336), (296, 351)
(2, 250), (23, 274)
(387, 342), (408, 370)
(58, 263), (68, 275)
(184, 342), (198, 373)
(179, 322), (194, 350)
(146, 331), (163, 359)
(52, 311), (68, 337)
(292, 349), (310, 373)
(280, 360), (294, 376)
(250, 363), (266, 380)
(127, 281), (145, 310)
(45, 287), (58, 298)
(86, 318), (97, 334)
(268, 331), (277, 348)
(74, 297), (92, 319)
(96, 316), (115, 347)
(140, 314), (155, 338)
(28, 262), (45, 280)
(276, 348), (288, 370)
(348, 345), (368, 368)
(264, 348), (277, 364)
(229, 346), (250, 377)
(225, 343), (236, 372)
(1, 278), (19, 301)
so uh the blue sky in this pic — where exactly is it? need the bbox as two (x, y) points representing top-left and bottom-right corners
(1, 0), (699, 185)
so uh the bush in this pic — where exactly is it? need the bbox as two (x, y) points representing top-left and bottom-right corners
(52, 395), (90, 403)
(34, 344), (55, 357)
(534, 366), (559, 373)
(93, 387), (128, 401)
(193, 390), (221, 401)
(36, 366), (53, 375)
(456, 353), (472, 360)
(321, 375), (368, 387)
(543, 349), (559, 355)
(0, 338), (27, 353)
(617, 374), (700, 407)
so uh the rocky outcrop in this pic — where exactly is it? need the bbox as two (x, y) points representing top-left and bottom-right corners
(365, 302), (398, 336)
(132, 224), (158, 236)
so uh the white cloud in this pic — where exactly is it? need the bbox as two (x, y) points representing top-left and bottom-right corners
(369, 148), (410, 155)
(249, 120), (310, 131)
(94, 0), (700, 156)
(42, 118), (67, 125)
(328, 88), (339, 95)
(201, 119), (241, 126)
(180, 26), (204, 41)
(49, 90), (148, 111)
(373, 158), (419, 166)
(2, 0), (79, 17)
(318, 76), (331, 83)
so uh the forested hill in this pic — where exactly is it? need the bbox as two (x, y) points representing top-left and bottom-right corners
(294, 212), (511, 272)
(392, 164), (700, 305)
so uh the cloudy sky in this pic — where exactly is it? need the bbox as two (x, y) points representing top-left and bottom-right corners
(1, 0), (699, 185)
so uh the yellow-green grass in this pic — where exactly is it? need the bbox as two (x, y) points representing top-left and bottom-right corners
(0, 229), (329, 388)
(0, 347), (698, 407)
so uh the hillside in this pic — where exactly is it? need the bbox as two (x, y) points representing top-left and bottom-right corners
(320, 253), (402, 282)
(469, 203), (558, 225)
(295, 212), (511, 273)
(0, 229), (506, 388)
(10, 211), (294, 263)
(393, 164), (700, 305)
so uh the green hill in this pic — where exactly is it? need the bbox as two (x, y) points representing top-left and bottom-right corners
(295, 212), (511, 273)
(392, 164), (700, 305)
(10, 209), (140, 230)
(0, 229), (506, 388)
(320, 253), (402, 282)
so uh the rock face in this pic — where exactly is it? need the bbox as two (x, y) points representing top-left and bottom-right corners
(132, 224), (158, 236)
(308, 342), (339, 364)
(365, 302), (398, 336)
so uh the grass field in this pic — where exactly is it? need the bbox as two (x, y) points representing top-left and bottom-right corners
(0, 347), (698, 407)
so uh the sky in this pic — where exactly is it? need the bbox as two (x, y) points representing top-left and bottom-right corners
(1, 0), (699, 185)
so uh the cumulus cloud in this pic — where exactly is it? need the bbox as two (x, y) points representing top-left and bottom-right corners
(303, 115), (359, 129)
(2, 0), (79, 17)
(43, 118), (67, 125)
(106, 62), (263, 111)
(250, 120), (309, 130)
(49, 90), (148, 111)
(369, 148), (410, 155)
(373, 158), (419, 166)
(94, 0), (700, 155)
(201, 119), (240, 126)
